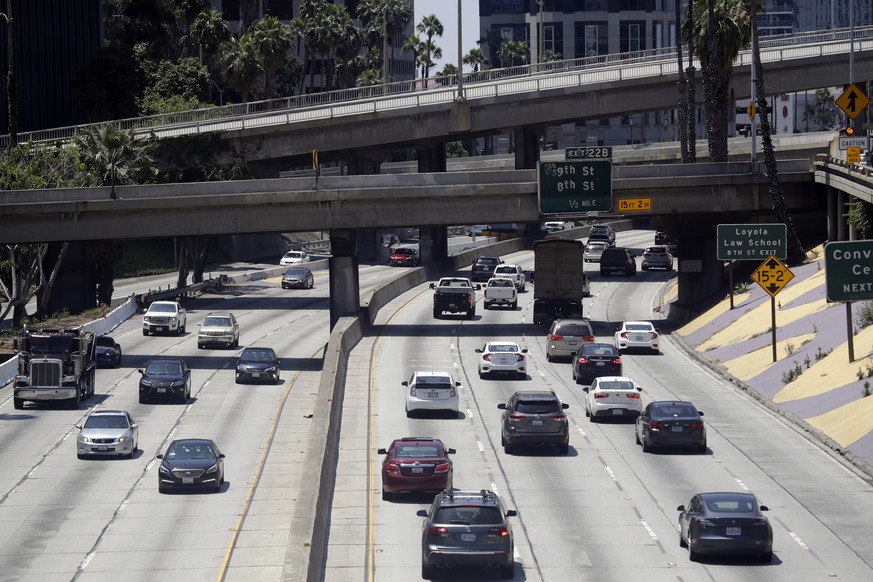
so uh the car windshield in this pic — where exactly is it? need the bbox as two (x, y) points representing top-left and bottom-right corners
(393, 249), (414, 255)
(148, 304), (175, 313)
(653, 404), (697, 417)
(494, 266), (516, 274)
(626, 323), (654, 331)
(203, 316), (231, 327)
(95, 337), (115, 347)
(285, 252), (303, 259)
(476, 258), (499, 266)
(556, 324), (590, 336)
(166, 442), (215, 460)
(598, 380), (635, 391)
(581, 345), (617, 356)
(435, 506), (503, 525)
(241, 349), (275, 362)
(515, 400), (560, 414)
(285, 269), (308, 277)
(490, 279), (513, 287)
(395, 445), (441, 458)
(146, 361), (182, 375)
(84, 415), (129, 429)
(647, 246), (668, 253)
(488, 344), (518, 353)
(439, 280), (469, 287)
(29, 337), (73, 354)
(704, 495), (756, 513)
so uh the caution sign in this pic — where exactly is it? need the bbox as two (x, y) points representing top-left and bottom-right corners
(746, 101), (756, 120)
(836, 84), (870, 120)
(847, 146), (861, 164)
(751, 255), (794, 297)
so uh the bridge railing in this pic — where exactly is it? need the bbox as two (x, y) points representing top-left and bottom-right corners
(2, 25), (872, 148)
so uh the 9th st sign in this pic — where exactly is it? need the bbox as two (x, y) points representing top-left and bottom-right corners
(538, 161), (612, 215)
(824, 241), (873, 302)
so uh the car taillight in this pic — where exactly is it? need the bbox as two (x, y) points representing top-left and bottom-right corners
(643, 253), (651, 257)
(427, 527), (449, 536)
(488, 527), (509, 537)
(550, 334), (563, 341)
(583, 335), (594, 342)
(483, 354), (492, 362)
(516, 354), (525, 362)
(626, 393), (640, 399)
(594, 393), (609, 399)
(650, 332), (659, 339)
(450, 387), (456, 397)
(611, 357), (622, 365)
(689, 421), (704, 430)
(577, 357), (590, 365)
(620, 332), (628, 339)
(508, 413), (524, 422)
(549, 413), (566, 421)
(434, 462), (450, 473)
(385, 462), (400, 475)
(694, 518), (715, 529)
(648, 421), (663, 431)
(410, 385), (416, 396)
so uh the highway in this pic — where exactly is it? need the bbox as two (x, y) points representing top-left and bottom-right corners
(325, 231), (873, 581)
(2, 232), (873, 581)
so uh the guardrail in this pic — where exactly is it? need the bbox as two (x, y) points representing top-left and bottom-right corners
(3, 25), (871, 149)
(137, 275), (226, 306)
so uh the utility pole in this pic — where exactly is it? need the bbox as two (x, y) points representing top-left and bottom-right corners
(456, 0), (464, 101)
(537, 0), (544, 67)
(382, 2), (389, 87)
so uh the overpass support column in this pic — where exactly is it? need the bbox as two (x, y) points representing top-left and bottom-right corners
(418, 226), (448, 263)
(513, 127), (542, 170)
(827, 187), (838, 241)
(837, 190), (848, 241)
(348, 150), (389, 263)
(674, 236), (723, 321)
(417, 143), (447, 173)
(328, 229), (360, 330)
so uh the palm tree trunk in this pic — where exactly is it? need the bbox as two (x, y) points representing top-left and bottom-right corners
(685, 1), (696, 163)
(751, 5), (805, 265)
(676, 0), (688, 161)
(704, 0), (721, 162)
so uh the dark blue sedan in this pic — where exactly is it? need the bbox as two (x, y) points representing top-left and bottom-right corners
(157, 439), (225, 493)
(678, 492), (773, 563)
(95, 335), (122, 368)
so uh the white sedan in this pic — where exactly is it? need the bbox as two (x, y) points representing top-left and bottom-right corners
(584, 241), (608, 262)
(614, 321), (660, 353)
(403, 371), (460, 418)
(475, 341), (527, 379)
(584, 376), (643, 421)
(279, 250), (310, 266)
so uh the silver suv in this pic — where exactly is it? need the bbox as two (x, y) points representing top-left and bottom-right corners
(588, 223), (616, 246)
(197, 313), (240, 349)
(546, 318), (595, 361)
(498, 390), (570, 455)
(416, 489), (517, 579)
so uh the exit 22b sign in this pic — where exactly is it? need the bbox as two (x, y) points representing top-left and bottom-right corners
(538, 161), (612, 215)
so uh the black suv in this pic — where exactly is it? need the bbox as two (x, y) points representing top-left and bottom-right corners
(138, 358), (191, 403)
(600, 247), (637, 276)
(498, 390), (570, 454)
(416, 489), (517, 579)
(471, 255), (503, 282)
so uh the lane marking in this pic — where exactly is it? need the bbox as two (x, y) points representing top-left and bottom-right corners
(477, 440), (485, 453)
(491, 483), (499, 495)
(640, 520), (659, 542)
(575, 424), (587, 437)
(735, 478), (750, 491)
(604, 466), (618, 482)
(466, 408), (475, 420)
(789, 531), (809, 550)
(79, 552), (95, 570)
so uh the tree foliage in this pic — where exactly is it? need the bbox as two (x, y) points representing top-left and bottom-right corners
(803, 88), (842, 131)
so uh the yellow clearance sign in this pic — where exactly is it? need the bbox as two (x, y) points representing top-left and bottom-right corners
(617, 198), (652, 212)
(751, 255), (794, 297)
(847, 146), (861, 164)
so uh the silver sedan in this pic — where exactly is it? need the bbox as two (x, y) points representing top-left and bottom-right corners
(76, 410), (138, 459)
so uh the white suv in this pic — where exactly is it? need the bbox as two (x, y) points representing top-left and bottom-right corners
(492, 264), (526, 291)
(403, 371), (460, 418)
(143, 301), (186, 336)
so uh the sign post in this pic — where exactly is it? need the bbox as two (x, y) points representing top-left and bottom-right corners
(751, 255), (795, 362)
(538, 161), (612, 215)
(824, 241), (873, 362)
(718, 223), (787, 310)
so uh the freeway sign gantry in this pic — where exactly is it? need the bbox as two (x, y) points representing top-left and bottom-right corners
(538, 160), (612, 215)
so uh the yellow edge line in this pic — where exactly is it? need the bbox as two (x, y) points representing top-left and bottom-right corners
(216, 345), (323, 582)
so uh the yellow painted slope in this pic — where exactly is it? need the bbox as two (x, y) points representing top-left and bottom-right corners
(807, 393), (873, 448)
(722, 333), (816, 382)
(677, 292), (752, 337)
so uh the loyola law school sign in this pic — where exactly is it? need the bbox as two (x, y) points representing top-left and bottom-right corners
(717, 224), (787, 261)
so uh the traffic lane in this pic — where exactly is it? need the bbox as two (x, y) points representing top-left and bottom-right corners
(0, 282), (329, 580)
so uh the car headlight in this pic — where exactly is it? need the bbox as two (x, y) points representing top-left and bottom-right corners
(205, 463), (218, 474)
(159, 464), (171, 475)
(80, 436), (90, 443)
(170, 381), (184, 387)
(141, 379), (152, 387)
(265, 366), (277, 373)
(117, 436), (127, 443)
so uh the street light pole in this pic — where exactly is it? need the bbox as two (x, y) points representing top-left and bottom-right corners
(537, 0), (544, 67)
(382, 2), (389, 87)
(456, 0), (464, 101)
(1, 2), (16, 147)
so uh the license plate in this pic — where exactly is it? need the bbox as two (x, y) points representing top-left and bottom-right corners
(460, 533), (476, 542)
(411, 467), (424, 474)
(568, 340), (577, 345)
(612, 409), (623, 415)
(97, 446), (108, 451)
(157, 387), (166, 393)
(182, 477), (194, 485)
(634, 335), (645, 341)
(428, 391), (439, 398)
(671, 425), (684, 432)
(726, 527), (741, 536)
(596, 361), (605, 366)
(157, 327), (165, 332)
(251, 372), (260, 378)
(531, 420), (543, 426)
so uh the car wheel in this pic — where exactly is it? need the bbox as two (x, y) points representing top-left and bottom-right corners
(575, 374), (583, 385)
(557, 443), (569, 455)
(198, 343), (204, 349)
(381, 489), (392, 501)
(760, 551), (772, 563)
(642, 265), (648, 271)
(642, 436), (651, 453)
(500, 563), (514, 579)
(181, 323), (186, 333)
(697, 442), (707, 453)
(511, 300), (517, 309)
(421, 563), (434, 579)
(589, 412), (597, 423)
(503, 443), (513, 455)
(432, 309), (440, 318)
(688, 543), (700, 562)
(139, 394), (146, 404)
(405, 409), (413, 418)
(679, 532), (687, 548)
(158, 486), (167, 495)
(13, 397), (24, 410)
(635, 430), (641, 445)
(77, 453), (85, 460)
(142, 329), (149, 336)
(517, 371), (525, 380)
(546, 352), (552, 362)
(479, 370), (485, 379)
(584, 406), (590, 417)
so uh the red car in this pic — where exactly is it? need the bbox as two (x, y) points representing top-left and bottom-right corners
(388, 247), (420, 266)
(378, 437), (455, 500)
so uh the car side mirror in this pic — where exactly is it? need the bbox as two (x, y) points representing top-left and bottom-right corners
(276, 360), (281, 366)
(760, 505), (769, 511)
(75, 424), (82, 429)
(455, 382), (461, 387)
(475, 284), (481, 290)
(506, 510), (517, 517)
(475, 348), (483, 353)
(637, 387), (643, 392)
(697, 411), (704, 416)
(377, 448), (387, 455)
(218, 454), (226, 459)
(562, 403), (570, 409)
(401, 381), (409, 387)
(416, 510), (428, 517)
(677, 505), (685, 512)
(156, 454), (164, 459)
(198, 322), (202, 327)
(447, 448), (456, 454)
(130, 423), (138, 429)
(521, 349), (528, 353)
(138, 369), (144, 375)
(582, 387), (589, 392)
(429, 283), (436, 289)
(497, 403), (507, 410)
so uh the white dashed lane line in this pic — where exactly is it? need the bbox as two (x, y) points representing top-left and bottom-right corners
(789, 531), (809, 550)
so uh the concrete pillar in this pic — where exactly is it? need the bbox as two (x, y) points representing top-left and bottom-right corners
(837, 190), (848, 241)
(827, 186), (838, 242)
(347, 151), (386, 175)
(514, 127), (542, 170)
(417, 143), (447, 173)
(328, 229), (360, 330)
(418, 226), (448, 263)
(675, 236), (723, 317)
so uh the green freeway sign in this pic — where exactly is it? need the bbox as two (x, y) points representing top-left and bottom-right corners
(565, 146), (612, 160)
(717, 223), (787, 260)
(538, 161), (612, 215)
(824, 241), (873, 302)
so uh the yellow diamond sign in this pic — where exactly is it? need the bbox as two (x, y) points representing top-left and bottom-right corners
(836, 84), (870, 120)
(751, 255), (794, 297)
(746, 101), (756, 120)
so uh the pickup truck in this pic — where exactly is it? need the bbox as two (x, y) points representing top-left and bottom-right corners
(493, 264), (526, 291)
(142, 301), (187, 336)
(430, 277), (480, 319)
(484, 277), (518, 309)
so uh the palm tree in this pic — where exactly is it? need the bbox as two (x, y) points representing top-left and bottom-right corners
(689, 0), (751, 162)
(541, 49), (562, 62)
(463, 48), (488, 73)
(321, 3), (358, 92)
(189, 9), (231, 66)
(675, 0), (689, 161)
(74, 124), (155, 200)
(331, 11), (364, 90)
(357, 0), (413, 83)
(220, 34), (263, 102)
(497, 40), (529, 68)
(248, 16), (294, 99)
(416, 14), (443, 78)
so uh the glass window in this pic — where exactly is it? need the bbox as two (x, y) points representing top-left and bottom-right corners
(516, 400), (561, 414)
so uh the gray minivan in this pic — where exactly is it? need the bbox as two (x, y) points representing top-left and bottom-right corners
(546, 319), (595, 361)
